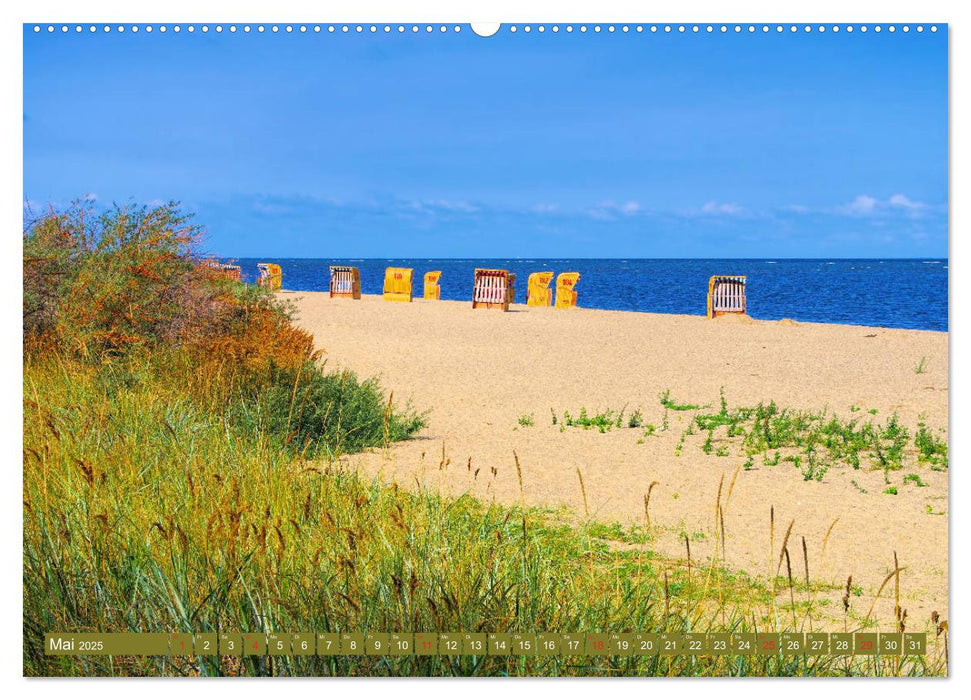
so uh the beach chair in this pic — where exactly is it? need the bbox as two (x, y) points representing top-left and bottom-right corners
(329, 265), (361, 299)
(424, 271), (442, 300)
(202, 260), (242, 282)
(707, 275), (747, 317)
(554, 272), (581, 308)
(472, 269), (515, 311)
(383, 267), (414, 302)
(257, 263), (282, 291)
(527, 271), (554, 307)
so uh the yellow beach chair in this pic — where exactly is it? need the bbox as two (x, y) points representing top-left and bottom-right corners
(383, 267), (414, 302)
(424, 271), (442, 300)
(554, 272), (580, 308)
(257, 263), (282, 291)
(707, 275), (747, 317)
(527, 271), (554, 307)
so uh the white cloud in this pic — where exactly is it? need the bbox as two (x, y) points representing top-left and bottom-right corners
(700, 201), (743, 215)
(888, 193), (925, 210)
(837, 193), (930, 217)
(840, 194), (877, 215)
(587, 200), (642, 220)
(426, 199), (479, 213)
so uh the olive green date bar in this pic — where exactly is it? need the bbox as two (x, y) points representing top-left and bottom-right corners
(45, 632), (927, 657)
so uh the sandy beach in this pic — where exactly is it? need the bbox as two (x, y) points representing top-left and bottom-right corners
(287, 292), (949, 628)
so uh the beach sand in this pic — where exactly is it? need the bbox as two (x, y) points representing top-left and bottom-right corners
(286, 292), (949, 628)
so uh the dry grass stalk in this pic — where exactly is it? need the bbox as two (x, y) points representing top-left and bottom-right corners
(513, 451), (525, 508)
(644, 481), (659, 528)
(802, 536), (810, 587)
(576, 468), (590, 519)
(719, 507), (727, 560)
(784, 547), (797, 628)
(821, 517), (839, 556)
(725, 464), (741, 508)
(776, 519), (795, 578)
(863, 565), (907, 624)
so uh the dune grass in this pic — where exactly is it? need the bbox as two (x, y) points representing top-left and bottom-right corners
(23, 353), (945, 677)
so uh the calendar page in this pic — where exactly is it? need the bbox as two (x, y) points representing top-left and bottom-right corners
(20, 3), (951, 682)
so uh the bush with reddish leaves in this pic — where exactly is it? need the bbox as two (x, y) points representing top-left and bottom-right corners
(23, 200), (424, 457)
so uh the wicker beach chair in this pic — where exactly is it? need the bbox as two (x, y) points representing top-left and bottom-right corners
(472, 269), (515, 311)
(202, 260), (242, 282)
(707, 275), (747, 317)
(329, 266), (361, 299)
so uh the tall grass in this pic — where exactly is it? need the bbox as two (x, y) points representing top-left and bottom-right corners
(23, 355), (944, 677)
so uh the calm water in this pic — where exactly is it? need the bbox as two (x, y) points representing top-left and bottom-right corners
(231, 258), (948, 332)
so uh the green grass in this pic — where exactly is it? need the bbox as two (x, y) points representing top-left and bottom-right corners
(237, 362), (426, 458)
(23, 354), (945, 677)
(518, 413), (535, 428)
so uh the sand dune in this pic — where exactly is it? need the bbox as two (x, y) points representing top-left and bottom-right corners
(286, 292), (949, 627)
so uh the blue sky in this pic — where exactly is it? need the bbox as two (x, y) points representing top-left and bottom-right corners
(23, 25), (948, 258)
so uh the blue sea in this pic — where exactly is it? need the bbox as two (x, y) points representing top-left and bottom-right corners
(230, 258), (948, 332)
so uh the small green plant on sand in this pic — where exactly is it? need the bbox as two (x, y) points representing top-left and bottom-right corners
(562, 407), (617, 433)
(518, 413), (535, 427)
(915, 356), (928, 374)
(915, 421), (948, 470)
(683, 391), (935, 475)
(628, 409), (643, 428)
(883, 486), (898, 495)
(658, 389), (706, 412)
(904, 473), (927, 488)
